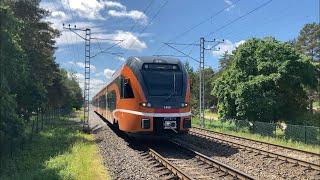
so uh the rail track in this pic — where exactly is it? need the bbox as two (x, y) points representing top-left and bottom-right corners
(142, 140), (255, 180)
(189, 127), (320, 171)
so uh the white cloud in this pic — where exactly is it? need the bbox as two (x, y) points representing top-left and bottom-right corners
(109, 30), (147, 51)
(42, 10), (70, 29)
(88, 30), (147, 51)
(212, 40), (245, 57)
(104, 68), (115, 80)
(117, 57), (126, 61)
(108, 9), (147, 23)
(61, 0), (104, 19)
(40, 1), (61, 12)
(61, 0), (126, 20)
(73, 72), (106, 98)
(77, 62), (97, 72)
(224, 0), (236, 11)
(57, 29), (146, 51)
(104, 1), (126, 9)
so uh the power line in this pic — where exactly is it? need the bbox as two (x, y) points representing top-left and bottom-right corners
(153, 54), (188, 58)
(128, 0), (155, 32)
(154, 0), (241, 54)
(91, 39), (124, 59)
(90, 37), (123, 41)
(163, 43), (199, 63)
(204, 0), (273, 39)
(126, 0), (169, 51)
(164, 42), (200, 46)
(173, 0), (274, 55)
(104, 0), (155, 57)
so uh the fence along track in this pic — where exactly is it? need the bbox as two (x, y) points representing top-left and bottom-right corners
(192, 127), (320, 157)
(189, 127), (320, 171)
(148, 140), (255, 180)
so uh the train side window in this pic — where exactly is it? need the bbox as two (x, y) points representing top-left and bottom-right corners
(120, 76), (134, 99)
(107, 91), (116, 111)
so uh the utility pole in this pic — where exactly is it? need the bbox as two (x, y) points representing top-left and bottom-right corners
(199, 37), (224, 128)
(63, 24), (91, 131)
(84, 28), (91, 131)
(199, 37), (205, 128)
(163, 38), (224, 128)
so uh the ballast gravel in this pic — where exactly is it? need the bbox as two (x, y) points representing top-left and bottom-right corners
(175, 134), (320, 180)
(88, 111), (159, 180)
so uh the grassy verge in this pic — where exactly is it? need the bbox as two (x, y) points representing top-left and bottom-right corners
(204, 110), (219, 120)
(192, 118), (320, 154)
(1, 114), (109, 180)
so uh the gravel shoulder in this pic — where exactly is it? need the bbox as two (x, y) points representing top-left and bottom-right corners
(88, 111), (160, 180)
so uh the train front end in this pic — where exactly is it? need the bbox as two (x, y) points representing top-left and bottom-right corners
(122, 57), (191, 137)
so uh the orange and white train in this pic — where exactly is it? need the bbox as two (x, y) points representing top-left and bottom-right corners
(92, 56), (191, 137)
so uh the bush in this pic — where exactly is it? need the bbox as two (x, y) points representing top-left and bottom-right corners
(251, 121), (276, 137)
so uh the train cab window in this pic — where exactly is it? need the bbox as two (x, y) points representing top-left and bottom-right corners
(120, 76), (134, 99)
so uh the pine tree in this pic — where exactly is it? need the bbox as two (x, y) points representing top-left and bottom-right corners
(295, 23), (320, 62)
(295, 23), (320, 112)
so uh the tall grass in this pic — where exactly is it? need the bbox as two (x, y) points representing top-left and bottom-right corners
(0, 114), (109, 180)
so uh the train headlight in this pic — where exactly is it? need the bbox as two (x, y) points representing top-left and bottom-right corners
(140, 102), (152, 107)
(181, 102), (188, 108)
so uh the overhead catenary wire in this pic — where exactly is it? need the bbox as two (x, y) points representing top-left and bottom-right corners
(163, 43), (199, 63)
(154, 0), (241, 54)
(128, 0), (155, 32)
(125, 0), (169, 52)
(170, 0), (274, 56)
(91, 39), (124, 59)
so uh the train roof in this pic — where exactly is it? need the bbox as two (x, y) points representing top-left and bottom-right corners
(93, 56), (184, 99)
(126, 56), (181, 68)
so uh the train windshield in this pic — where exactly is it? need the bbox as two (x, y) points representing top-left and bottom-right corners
(142, 63), (183, 96)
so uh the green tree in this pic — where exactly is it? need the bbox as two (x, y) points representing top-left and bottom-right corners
(184, 61), (216, 114)
(294, 23), (320, 112)
(212, 37), (317, 123)
(1, 1), (83, 143)
(219, 51), (232, 70)
(0, 4), (26, 139)
(203, 67), (216, 108)
(184, 61), (198, 113)
(295, 23), (320, 62)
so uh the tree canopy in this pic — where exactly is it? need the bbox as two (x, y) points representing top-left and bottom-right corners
(295, 23), (320, 62)
(212, 37), (318, 123)
(0, 1), (83, 140)
(184, 61), (216, 114)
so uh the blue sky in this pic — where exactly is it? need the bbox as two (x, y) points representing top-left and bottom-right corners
(40, 0), (319, 97)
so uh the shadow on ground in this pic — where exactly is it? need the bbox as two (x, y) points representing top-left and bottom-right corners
(94, 111), (238, 159)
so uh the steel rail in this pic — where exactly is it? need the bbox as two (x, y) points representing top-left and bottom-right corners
(189, 128), (320, 171)
(169, 140), (256, 180)
(192, 126), (320, 157)
(148, 148), (194, 180)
